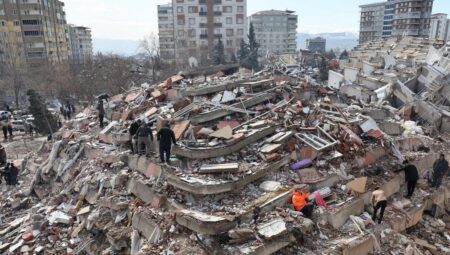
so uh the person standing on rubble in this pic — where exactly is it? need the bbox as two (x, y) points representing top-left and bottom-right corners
(7, 116), (13, 140)
(371, 187), (387, 224)
(0, 144), (7, 167)
(129, 119), (141, 154)
(431, 154), (449, 189)
(97, 99), (105, 128)
(8, 162), (18, 185)
(157, 123), (176, 164)
(136, 122), (154, 156)
(1, 120), (7, 140)
(1, 163), (11, 185)
(397, 160), (419, 198)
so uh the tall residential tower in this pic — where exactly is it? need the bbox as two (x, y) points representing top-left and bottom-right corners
(0, 0), (70, 65)
(158, 0), (247, 66)
(429, 13), (450, 42)
(359, 0), (433, 43)
(249, 10), (298, 56)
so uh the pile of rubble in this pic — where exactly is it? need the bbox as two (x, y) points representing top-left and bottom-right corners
(0, 41), (450, 255)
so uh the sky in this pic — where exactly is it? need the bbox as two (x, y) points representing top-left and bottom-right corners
(63, 0), (450, 52)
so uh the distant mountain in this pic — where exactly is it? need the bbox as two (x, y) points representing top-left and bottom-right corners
(93, 38), (140, 56)
(297, 32), (359, 51)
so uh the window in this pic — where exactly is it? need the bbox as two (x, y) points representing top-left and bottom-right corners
(226, 40), (232, 47)
(0, 20), (5, 26)
(226, 17), (232, 24)
(13, 20), (20, 26)
(189, 18), (195, 25)
(237, 17), (243, 24)
(237, 6), (244, 12)
(22, 19), (41, 25)
(178, 30), (185, 36)
(237, 29), (244, 35)
(0, 9), (4, 15)
(223, 6), (232, 13)
(24, 30), (41, 36)
(188, 29), (196, 37)
(12, 9), (18, 15)
(177, 6), (183, 13)
(188, 6), (198, 13)
(226, 29), (233, 36)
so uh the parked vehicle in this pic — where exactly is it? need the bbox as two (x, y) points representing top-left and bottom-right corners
(12, 117), (34, 132)
(0, 111), (12, 120)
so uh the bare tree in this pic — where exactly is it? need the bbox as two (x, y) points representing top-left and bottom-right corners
(138, 33), (163, 82)
(0, 31), (28, 107)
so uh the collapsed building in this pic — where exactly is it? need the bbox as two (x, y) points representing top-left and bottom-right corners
(0, 41), (449, 255)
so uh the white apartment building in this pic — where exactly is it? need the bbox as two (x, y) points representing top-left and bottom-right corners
(249, 10), (298, 56)
(430, 13), (450, 42)
(158, 0), (247, 66)
(68, 25), (93, 65)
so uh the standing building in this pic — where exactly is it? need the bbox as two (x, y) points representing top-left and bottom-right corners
(158, 4), (175, 62)
(0, 0), (70, 65)
(68, 25), (93, 65)
(158, 0), (247, 66)
(430, 13), (450, 42)
(306, 37), (326, 53)
(249, 10), (298, 56)
(359, 0), (433, 43)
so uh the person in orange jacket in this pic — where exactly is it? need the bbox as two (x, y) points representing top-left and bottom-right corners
(292, 189), (315, 217)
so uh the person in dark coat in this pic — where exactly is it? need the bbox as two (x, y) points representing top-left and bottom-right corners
(0, 144), (7, 167)
(157, 123), (176, 164)
(398, 160), (419, 198)
(431, 154), (449, 188)
(8, 162), (18, 185)
(2, 123), (7, 140)
(1, 163), (11, 185)
(136, 123), (154, 156)
(129, 119), (141, 154)
(97, 100), (105, 128)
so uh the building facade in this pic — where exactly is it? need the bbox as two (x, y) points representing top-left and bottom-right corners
(158, 0), (247, 66)
(359, 0), (433, 43)
(306, 37), (326, 53)
(0, 0), (70, 66)
(158, 4), (175, 61)
(430, 13), (450, 42)
(68, 25), (93, 65)
(249, 10), (297, 56)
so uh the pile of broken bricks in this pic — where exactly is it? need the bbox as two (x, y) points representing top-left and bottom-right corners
(0, 52), (449, 255)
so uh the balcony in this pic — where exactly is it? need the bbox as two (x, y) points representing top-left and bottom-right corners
(214, 11), (222, 16)
(200, 34), (208, 39)
(199, 11), (207, 16)
(214, 23), (222, 27)
(214, 34), (222, 39)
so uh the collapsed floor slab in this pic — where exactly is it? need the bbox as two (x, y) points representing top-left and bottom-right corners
(173, 125), (279, 159)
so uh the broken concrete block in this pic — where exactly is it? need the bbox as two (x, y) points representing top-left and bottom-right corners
(132, 212), (162, 243)
(257, 218), (287, 240)
(259, 181), (282, 192)
(209, 126), (233, 139)
(48, 211), (72, 225)
(346, 177), (368, 194)
(199, 163), (239, 174)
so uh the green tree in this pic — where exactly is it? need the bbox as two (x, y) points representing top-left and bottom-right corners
(340, 49), (349, 59)
(27, 89), (58, 135)
(318, 56), (329, 82)
(213, 38), (226, 65)
(247, 22), (260, 71)
(238, 39), (250, 68)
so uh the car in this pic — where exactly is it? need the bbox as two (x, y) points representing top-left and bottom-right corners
(12, 117), (34, 132)
(0, 111), (12, 120)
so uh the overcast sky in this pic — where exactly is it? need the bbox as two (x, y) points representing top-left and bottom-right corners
(63, 0), (450, 40)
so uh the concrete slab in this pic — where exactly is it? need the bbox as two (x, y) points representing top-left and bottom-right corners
(327, 198), (365, 229)
(132, 212), (162, 243)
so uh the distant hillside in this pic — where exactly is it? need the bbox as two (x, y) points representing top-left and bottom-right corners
(297, 32), (359, 51)
(93, 38), (140, 56)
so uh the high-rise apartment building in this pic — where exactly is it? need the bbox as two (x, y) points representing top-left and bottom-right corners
(249, 10), (297, 56)
(306, 37), (326, 53)
(158, 3), (175, 61)
(68, 25), (93, 65)
(158, 0), (247, 66)
(0, 0), (70, 66)
(359, 0), (433, 43)
(429, 13), (450, 42)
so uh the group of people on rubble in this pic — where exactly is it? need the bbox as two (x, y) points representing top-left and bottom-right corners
(290, 154), (449, 225)
(128, 117), (176, 164)
(60, 103), (76, 120)
(0, 144), (19, 186)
